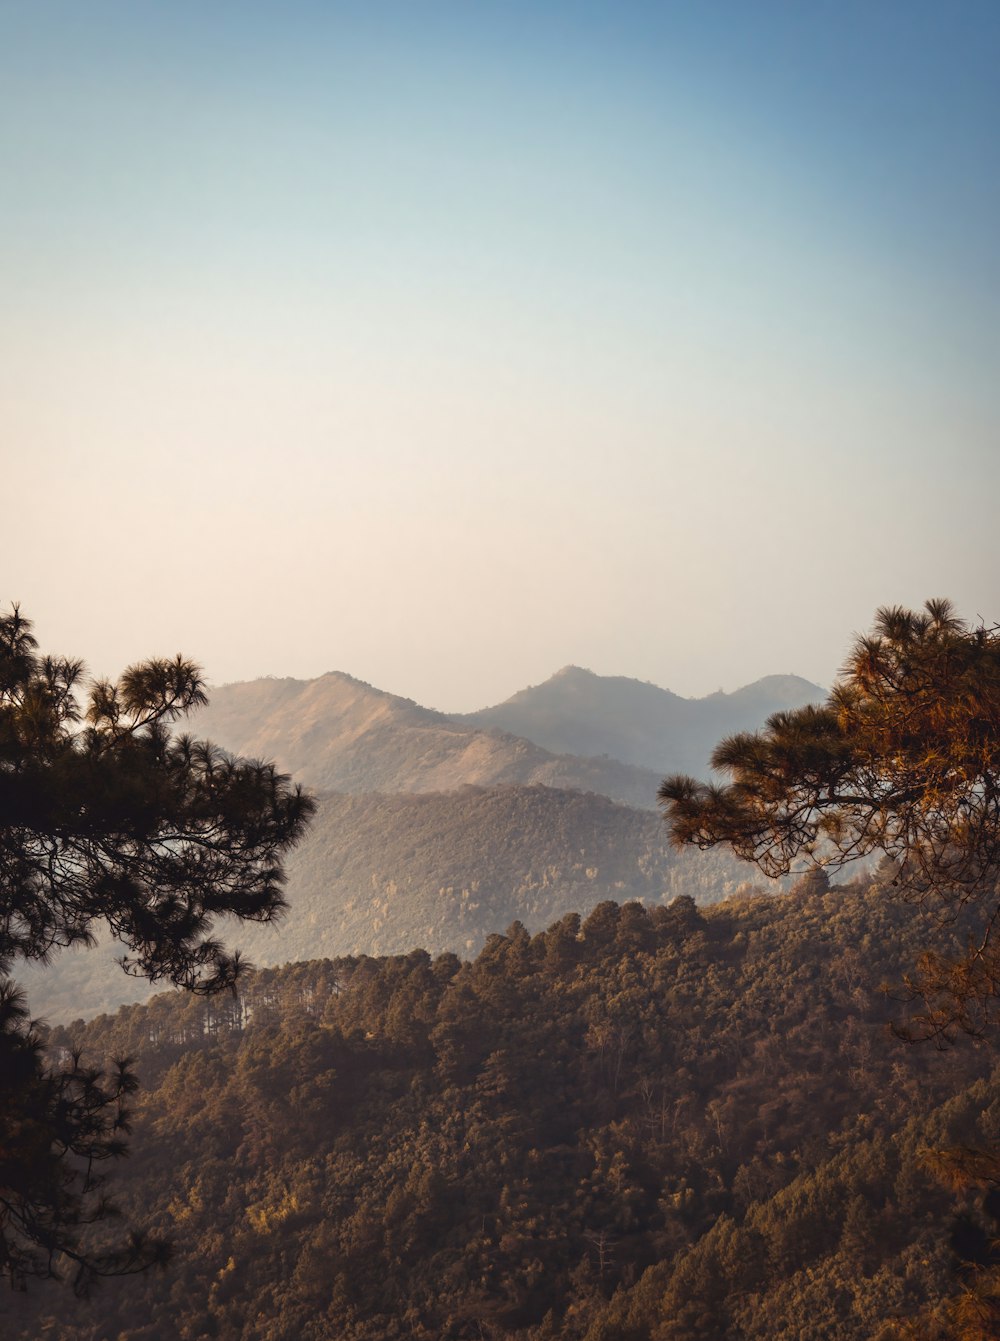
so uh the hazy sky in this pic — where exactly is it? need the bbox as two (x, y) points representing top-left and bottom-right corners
(4, 2), (999, 710)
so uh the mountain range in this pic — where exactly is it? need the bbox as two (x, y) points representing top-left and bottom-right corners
(458, 665), (825, 774)
(180, 671), (664, 809)
(183, 666), (826, 799)
(24, 665), (826, 1021)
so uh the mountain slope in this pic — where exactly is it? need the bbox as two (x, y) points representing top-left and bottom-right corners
(183, 672), (663, 807)
(232, 783), (764, 963)
(10, 880), (989, 1341)
(457, 665), (826, 774)
(21, 783), (768, 1021)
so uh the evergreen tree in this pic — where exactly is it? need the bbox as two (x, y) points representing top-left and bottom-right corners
(659, 598), (1000, 1039)
(0, 603), (315, 1291)
(660, 598), (1000, 1339)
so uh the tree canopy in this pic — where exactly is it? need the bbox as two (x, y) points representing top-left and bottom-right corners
(662, 603), (1000, 1040)
(0, 604), (315, 993)
(0, 603), (315, 1291)
(660, 599), (1000, 890)
(659, 599), (1000, 1037)
(3, 885), (993, 1341)
(660, 598), (1000, 1337)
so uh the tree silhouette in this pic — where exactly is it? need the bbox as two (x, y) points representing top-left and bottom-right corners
(0, 603), (315, 1291)
(660, 598), (1000, 1339)
(659, 598), (1000, 1040)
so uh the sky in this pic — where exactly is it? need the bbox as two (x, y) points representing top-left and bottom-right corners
(3, 1), (999, 711)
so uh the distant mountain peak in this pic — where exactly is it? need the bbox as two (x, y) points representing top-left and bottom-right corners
(726, 673), (827, 702)
(184, 669), (660, 805)
(459, 668), (826, 775)
(189, 665), (827, 805)
(315, 669), (423, 708)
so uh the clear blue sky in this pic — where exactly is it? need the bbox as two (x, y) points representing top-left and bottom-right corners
(3, 2), (999, 708)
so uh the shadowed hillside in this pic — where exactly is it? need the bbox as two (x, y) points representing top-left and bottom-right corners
(457, 667), (825, 775)
(231, 784), (769, 963)
(21, 785), (771, 1022)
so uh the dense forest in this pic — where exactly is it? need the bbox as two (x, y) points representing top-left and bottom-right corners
(5, 874), (996, 1340)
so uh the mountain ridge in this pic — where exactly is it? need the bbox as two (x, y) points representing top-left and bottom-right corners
(184, 671), (665, 808)
(187, 665), (827, 797)
(455, 666), (826, 774)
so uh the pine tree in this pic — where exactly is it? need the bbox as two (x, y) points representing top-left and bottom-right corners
(660, 598), (1000, 1039)
(0, 603), (315, 1291)
(661, 599), (1000, 1338)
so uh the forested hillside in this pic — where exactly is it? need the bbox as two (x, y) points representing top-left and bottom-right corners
(6, 877), (994, 1340)
(21, 785), (771, 1023)
(242, 785), (771, 961)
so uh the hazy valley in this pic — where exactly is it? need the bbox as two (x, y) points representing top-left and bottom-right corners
(24, 667), (818, 1023)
